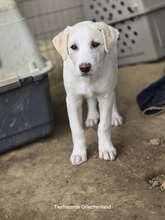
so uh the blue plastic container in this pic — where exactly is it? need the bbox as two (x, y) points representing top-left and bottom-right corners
(0, 0), (54, 152)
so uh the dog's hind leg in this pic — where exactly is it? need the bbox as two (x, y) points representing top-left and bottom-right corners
(111, 93), (123, 126)
(86, 97), (99, 127)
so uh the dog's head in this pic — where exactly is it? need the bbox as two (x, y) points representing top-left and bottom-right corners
(53, 21), (119, 77)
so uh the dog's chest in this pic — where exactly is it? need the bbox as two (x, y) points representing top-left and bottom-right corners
(78, 78), (99, 98)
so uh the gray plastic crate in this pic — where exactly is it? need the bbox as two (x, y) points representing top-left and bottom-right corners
(0, 0), (54, 152)
(83, 0), (165, 66)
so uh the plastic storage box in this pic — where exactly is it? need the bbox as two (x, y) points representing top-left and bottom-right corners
(0, 0), (54, 153)
(83, 0), (165, 66)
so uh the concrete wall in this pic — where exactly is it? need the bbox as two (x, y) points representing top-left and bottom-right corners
(16, 0), (84, 60)
(17, 0), (84, 40)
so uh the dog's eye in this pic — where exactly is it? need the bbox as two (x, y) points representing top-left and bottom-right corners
(91, 41), (100, 48)
(71, 44), (78, 50)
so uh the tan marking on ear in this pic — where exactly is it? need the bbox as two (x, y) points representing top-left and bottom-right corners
(96, 22), (119, 53)
(52, 26), (71, 60)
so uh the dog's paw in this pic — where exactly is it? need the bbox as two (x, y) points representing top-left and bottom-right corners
(86, 112), (99, 127)
(99, 146), (117, 161)
(70, 154), (87, 165)
(86, 118), (99, 127)
(111, 114), (123, 127)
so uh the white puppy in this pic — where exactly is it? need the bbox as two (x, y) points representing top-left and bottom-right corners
(53, 21), (123, 165)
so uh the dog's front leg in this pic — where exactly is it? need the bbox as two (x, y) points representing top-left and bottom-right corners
(98, 93), (117, 161)
(66, 95), (87, 165)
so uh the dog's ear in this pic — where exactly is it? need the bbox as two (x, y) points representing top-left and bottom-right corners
(52, 26), (71, 60)
(96, 22), (119, 53)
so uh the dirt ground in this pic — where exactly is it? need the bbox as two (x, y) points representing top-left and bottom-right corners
(0, 52), (165, 220)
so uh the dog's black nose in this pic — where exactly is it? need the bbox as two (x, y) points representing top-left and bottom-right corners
(79, 63), (91, 73)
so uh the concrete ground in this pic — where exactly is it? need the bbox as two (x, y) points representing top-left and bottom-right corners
(0, 52), (165, 219)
